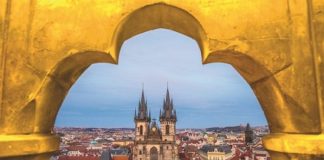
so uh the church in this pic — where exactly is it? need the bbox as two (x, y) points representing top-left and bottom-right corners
(133, 87), (178, 160)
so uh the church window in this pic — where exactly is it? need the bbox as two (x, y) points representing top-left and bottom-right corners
(140, 125), (143, 135)
(166, 125), (170, 135)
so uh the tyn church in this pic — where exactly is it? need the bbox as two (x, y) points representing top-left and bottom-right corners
(133, 87), (178, 160)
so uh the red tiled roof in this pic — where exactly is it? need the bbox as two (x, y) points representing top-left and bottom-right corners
(112, 155), (129, 160)
(58, 155), (100, 160)
(67, 146), (87, 152)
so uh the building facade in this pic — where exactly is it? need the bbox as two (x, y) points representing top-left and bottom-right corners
(133, 88), (178, 160)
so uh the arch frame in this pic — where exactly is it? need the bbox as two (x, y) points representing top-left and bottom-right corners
(0, 1), (323, 159)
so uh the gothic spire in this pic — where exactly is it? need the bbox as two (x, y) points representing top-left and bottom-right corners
(134, 108), (137, 120)
(166, 85), (170, 104)
(135, 86), (150, 121)
(163, 99), (166, 110)
(160, 84), (177, 122)
(141, 88), (145, 105)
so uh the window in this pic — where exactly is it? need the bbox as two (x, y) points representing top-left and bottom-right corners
(166, 125), (170, 135)
(140, 125), (143, 135)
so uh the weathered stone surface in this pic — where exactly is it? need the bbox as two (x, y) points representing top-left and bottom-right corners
(0, 0), (323, 159)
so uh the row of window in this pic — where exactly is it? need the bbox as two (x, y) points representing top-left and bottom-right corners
(137, 125), (170, 135)
(139, 146), (170, 155)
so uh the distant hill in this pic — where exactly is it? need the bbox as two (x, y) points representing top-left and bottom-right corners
(206, 126), (245, 133)
(54, 127), (135, 132)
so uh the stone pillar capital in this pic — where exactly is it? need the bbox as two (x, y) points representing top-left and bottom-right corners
(0, 134), (59, 158)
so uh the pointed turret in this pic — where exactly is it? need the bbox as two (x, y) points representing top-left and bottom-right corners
(134, 88), (150, 122)
(166, 87), (170, 103)
(141, 88), (145, 102)
(160, 85), (177, 122)
(134, 108), (137, 120)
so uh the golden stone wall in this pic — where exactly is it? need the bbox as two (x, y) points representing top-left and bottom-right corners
(0, 0), (323, 159)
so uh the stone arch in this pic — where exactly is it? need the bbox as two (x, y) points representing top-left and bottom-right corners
(29, 1), (301, 136)
(33, 51), (115, 133)
(107, 2), (314, 134)
(27, 0), (306, 137)
(30, 2), (210, 135)
(204, 50), (319, 133)
(109, 2), (209, 62)
(11, 1), (320, 159)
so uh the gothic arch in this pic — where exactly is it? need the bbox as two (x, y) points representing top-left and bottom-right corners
(31, 2), (210, 135)
(109, 2), (209, 62)
(150, 147), (159, 160)
(33, 51), (115, 133)
(1, 1), (322, 159)
(204, 50), (318, 133)
(29, 1), (297, 138)
(31, 0), (296, 149)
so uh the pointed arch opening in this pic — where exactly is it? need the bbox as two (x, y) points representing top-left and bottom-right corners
(110, 2), (209, 63)
(140, 125), (143, 135)
(26, 2), (302, 160)
(150, 147), (158, 160)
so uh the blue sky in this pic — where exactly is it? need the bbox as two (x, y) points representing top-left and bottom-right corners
(55, 29), (267, 128)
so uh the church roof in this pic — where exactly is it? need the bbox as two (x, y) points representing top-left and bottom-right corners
(146, 119), (162, 140)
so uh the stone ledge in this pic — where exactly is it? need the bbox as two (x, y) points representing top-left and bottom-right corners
(0, 134), (59, 158)
(263, 133), (324, 155)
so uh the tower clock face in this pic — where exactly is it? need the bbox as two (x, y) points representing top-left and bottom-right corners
(152, 127), (157, 132)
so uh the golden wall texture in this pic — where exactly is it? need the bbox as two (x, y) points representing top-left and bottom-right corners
(0, 0), (323, 159)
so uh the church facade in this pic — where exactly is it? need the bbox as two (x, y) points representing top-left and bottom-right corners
(133, 88), (178, 160)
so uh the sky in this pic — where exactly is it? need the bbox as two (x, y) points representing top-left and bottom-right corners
(55, 29), (268, 128)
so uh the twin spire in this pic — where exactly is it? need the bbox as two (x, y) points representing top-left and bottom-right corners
(160, 87), (177, 121)
(134, 84), (177, 122)
(134, 88), (151, 121)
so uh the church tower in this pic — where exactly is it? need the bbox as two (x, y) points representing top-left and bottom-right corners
(134, 89), (151, 141)
(245, 123), (254, 145)
(159, 86), (177, 158)
(133, 86), (178, 160)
